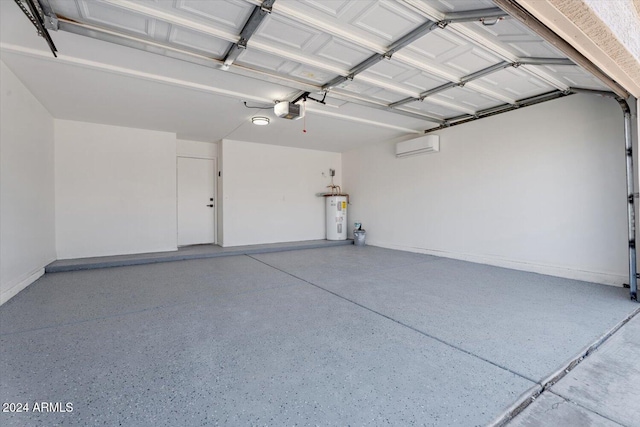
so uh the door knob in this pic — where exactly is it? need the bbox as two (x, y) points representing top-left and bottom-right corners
(206, 204), (214, 207)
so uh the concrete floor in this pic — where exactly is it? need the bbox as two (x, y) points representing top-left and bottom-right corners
(507, 314), (640, 427)
(1, 245), (637, 426)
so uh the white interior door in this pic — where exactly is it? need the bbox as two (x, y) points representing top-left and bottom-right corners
(177, 157), (216, 246)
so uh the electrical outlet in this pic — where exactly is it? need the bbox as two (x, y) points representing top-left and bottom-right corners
(330, 169), (335, 177)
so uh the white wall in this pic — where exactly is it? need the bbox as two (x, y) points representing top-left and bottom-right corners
(55, 120), (177, 259)
(221, 139), (341, 246)
(343, 94), (628, 285)
(0, 60), (56, 305)
(176, 139), (217, 159)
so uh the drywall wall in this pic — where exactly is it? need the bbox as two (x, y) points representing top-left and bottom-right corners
(0, 60), (56, 305)
(343, 94), (629, 285)
(55, 120), (177, 259)
(221, 139), (341, 246)
(176, 139), (217, 159)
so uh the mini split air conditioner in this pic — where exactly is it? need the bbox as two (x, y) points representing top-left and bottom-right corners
(395, 135), (440, 158)
(274, 101), (305, 120)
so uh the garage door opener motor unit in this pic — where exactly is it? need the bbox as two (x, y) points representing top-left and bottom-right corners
(274, 101), (305, 120)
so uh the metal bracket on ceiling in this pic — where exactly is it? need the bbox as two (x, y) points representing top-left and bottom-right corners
(322, 19), (439, 92)
(435, 7), (507, 29)
(480, 17), (502, 26)
(37, 0), (58, 30)
(13, 0), (58, 57)
(387, 55), (571, 112)
(518, 57), (574, 66)
(424, 90), (572, 133)
(567, 87), (617, 98)
(313, 6), (508, 115)
(237, 37), (249, 49)
(44, 14), (58, 30)
(463, 61), (512, 83)
(290, 91), (310, 104)
(442, 7), (509, 24)
(390, 61), (511, 109)
(221, 0), (275, 70)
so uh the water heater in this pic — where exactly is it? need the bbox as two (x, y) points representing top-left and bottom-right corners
(326, 196), (348, 240)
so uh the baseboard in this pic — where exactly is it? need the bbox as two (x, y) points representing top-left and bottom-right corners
(0, 265), (47, 306)
(56, 246), (178, 261)
(369, 240), (626, 286)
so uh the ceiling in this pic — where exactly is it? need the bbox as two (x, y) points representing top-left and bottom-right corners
(0, 0), (613, 152)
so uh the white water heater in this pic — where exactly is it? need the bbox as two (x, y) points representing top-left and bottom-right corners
(326, 196), (348, 240)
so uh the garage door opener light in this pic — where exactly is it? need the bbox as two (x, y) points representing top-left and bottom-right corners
(251, 116), (270, 126)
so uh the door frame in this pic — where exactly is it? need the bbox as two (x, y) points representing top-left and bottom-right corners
(176, 155), (218, 246)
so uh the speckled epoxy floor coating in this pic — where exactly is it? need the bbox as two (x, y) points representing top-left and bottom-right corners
(1, 246), (636, 426)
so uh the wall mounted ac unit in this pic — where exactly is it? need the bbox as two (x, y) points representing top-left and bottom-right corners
(395, 135), (440, 158)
